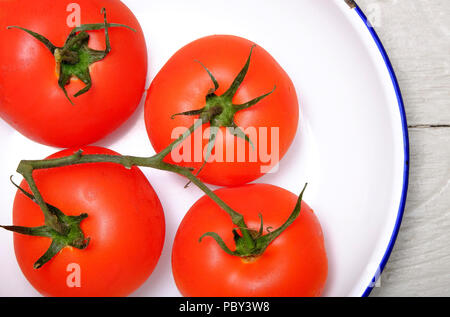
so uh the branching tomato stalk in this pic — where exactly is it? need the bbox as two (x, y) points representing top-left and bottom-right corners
(1, 44), (307, 268)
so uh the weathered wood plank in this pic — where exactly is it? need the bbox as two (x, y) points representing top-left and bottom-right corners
(358, 0), (450, 126)
(357, 0), (450, 296)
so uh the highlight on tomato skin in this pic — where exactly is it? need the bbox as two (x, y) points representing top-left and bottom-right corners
(171, 183), (328, 297)
(11, 146), (165, 297)
(145, 34), (299, 187)
(0, 0), (148, 148)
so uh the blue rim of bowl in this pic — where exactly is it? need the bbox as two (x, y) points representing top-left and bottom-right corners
(351, 4), (410, 297)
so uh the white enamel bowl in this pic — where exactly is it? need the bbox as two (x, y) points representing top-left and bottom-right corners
(0, 0), (408, 297)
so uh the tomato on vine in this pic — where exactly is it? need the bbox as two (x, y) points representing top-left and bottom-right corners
(145, 35), (299, 186)
(172, 184), (328, 297)
(3, 147), (165, 297)
(0, 0), (147, 147)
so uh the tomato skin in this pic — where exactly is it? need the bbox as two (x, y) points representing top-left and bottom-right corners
(145, 35), (299, 186)
(12, 147), (165, 297)
(172, 184), (328, 297)
(0, 0), (147, 148)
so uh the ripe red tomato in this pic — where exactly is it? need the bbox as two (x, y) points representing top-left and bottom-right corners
(12, 147), (165, 297)
(0, 0), (147, 147)
(172, 184), (328, 297)
(145, 35), (298, 186)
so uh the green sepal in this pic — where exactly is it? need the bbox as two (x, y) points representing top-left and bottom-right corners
(0, 225), (53, 238)
(257, 213), (264, 237)
(253, 183), (308, 254)
(195, 60), (219, 96)
(183, 124), (219, 188)
(171, 108), (205, 120)
(228, 123), (255, 149)
(234, 85), (276, 111)
(222, 45), (255, 99)
(6, 26), (57, 53)
(33, 241), (65, 269)
(198, 125), (219, 171)
(199, 232), (239, 256)
(1, 177), (90, 269)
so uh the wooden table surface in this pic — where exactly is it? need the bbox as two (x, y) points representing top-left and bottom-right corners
(357, 0), (450, 296)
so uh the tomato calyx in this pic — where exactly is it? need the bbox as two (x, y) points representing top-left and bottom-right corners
(171, 45), (276, 179)
(1, 177), (89, 269)
(7, 8), (136, 105)
(199, 183), (308, 258)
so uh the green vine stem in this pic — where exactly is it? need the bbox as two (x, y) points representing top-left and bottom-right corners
(3, 45), (308, 268)
(10, 118), (307, 267)
(14, 121), (257, 260)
